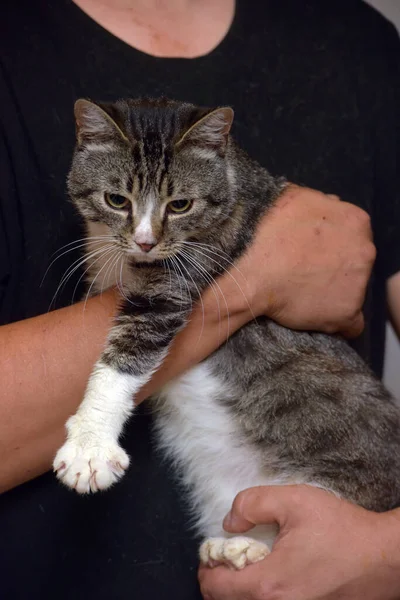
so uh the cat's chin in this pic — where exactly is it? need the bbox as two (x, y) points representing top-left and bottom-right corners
(129, 253), (156, 263)
(127, 252), (169, 267)
(126, 250), (160, 264)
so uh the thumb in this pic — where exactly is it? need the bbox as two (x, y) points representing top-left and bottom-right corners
(223, 485), (299, 534)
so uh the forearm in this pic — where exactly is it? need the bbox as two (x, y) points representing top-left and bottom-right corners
(0, 284), (249, 492)
(0, 290), (118, 492)
(137, 283), (250, 402)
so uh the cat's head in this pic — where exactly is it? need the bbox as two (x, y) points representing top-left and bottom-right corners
(68, 98), (237, 263)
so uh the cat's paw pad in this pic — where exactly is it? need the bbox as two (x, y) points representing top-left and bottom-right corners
(199, 537), (270, 570)
(53, 440), (130, 494)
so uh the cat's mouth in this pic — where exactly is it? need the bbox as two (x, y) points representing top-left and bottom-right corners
(128, 251), (159, 263)
(125, 245), (176, 263)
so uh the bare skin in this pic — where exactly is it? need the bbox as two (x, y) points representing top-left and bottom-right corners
(73, 0), (235, 58)
(0, 186), (375, 492)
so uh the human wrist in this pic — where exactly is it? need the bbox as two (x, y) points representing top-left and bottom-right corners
(88, 286), (119, 319)
(200, 272), (255, 326)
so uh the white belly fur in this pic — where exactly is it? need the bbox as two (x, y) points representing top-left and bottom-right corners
(155, 362), (304, 549)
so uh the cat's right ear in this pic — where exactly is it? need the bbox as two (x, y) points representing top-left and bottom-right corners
(74, 99), (128, 146)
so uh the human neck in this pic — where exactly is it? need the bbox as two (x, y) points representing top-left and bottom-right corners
(73, 0), (235, 58)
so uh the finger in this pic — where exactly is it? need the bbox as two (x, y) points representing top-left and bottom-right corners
(340, 312), (365, 339)
(198, 561), (269, 600)
(223, 485), (298, 533)
(325, 193), (341, 202)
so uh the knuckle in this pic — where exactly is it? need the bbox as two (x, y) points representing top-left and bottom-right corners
(353, 205), (372, 229)
(362, 241), (377, 264)
(343, 203), (369, 225)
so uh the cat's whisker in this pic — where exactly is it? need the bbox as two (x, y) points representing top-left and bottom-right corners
(181, 241), (247, 279)
(174, 254), (205, 347)
(70, 246), (116, 304)
(170, 256), (192, 311)
(162, 259), (173, 302)
(41, 236), (115, 286)
(180, 242), (256, 322)
(113, 252), (126, 298)
(115, 254), (141, 307)
(83, 248), (120, 312)
(48, 244), (116, 311)
(58, 244), (115, 291)
(101, 249), (122, 295)
(178, 249), (229, 342)
(178, 251), (223, 341)
(169, 257), (185, 309)
(178, 249), (223, 323)
(117, 253), (128, 301)
(72, 245), (117, 306)
(51, 235), (115, 256)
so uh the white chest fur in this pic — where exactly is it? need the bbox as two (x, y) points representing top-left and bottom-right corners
(155, 362), (288, 548)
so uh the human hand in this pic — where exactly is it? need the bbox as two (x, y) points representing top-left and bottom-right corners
(199, 485), (400, 600)
(215, 185), (375, 338)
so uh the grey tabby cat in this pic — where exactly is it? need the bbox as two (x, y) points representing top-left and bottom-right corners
(54, 97), (400, 570)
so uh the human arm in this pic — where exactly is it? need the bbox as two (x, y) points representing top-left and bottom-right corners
(0, 286), (250, 493)
(0, 186), (374, 492)
(198, 485), (400, 600)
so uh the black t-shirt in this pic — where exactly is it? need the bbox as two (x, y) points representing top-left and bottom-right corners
(0, 1), (399, 598)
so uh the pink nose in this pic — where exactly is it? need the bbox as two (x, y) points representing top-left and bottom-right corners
(137, 242), (156, 253)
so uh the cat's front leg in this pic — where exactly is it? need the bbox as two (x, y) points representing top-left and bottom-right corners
(54, 294), (189, 493)
(53, 362), (145, 493)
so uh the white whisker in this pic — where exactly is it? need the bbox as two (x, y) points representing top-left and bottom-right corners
(48, 244), (115, 311)
(174, 254), (205, 348)
(83, 248), (120, 312)
(178, 249), (229, 342)
(41, 236), (115, 286)
(180, 242), (256, 322)
(72, 246), (116, 305)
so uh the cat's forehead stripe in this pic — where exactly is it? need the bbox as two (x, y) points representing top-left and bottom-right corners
(126, 175), (134, 194)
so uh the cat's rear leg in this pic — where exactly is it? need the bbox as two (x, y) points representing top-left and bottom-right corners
(199, 536), (270, 570)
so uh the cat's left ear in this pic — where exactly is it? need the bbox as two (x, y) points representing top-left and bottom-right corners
(74, 99), (128, 146)
(177, 107), (234, 155)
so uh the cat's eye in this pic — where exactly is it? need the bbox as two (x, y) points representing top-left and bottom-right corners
(167, 199), (193, 214)
(105, 192), (130, 210)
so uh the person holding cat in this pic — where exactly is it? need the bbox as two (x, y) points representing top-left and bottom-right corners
(0, 1), (399, 600)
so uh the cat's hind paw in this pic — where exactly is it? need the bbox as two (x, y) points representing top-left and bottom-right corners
(199, 537), (270, 570)
(53, 440), (130, 494)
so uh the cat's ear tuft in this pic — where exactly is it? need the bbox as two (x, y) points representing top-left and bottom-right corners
(177, 107), (234, 154)
(74, 99), (127, 146)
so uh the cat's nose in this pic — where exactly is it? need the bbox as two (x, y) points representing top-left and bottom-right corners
(137, 242), (156, 253)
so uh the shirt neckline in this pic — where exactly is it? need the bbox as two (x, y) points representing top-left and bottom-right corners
(68, 0), (240, 63)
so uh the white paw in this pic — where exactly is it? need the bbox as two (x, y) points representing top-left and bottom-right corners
(53, 439), (130, 494)
(199, 537), (270, 570)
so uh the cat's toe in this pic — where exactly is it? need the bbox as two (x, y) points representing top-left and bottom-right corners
(223, 537), (269, 569)
(199, 536), (269, 570)
(199, 538), (226, 567)
(53, 442), (130, 493)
